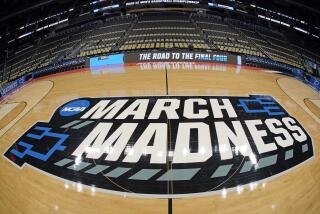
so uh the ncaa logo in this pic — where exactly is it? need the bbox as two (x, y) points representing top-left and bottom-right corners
(59, 100), (90, 116)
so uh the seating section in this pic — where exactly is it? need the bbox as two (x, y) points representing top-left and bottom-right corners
(5, 45), (39, 81)
(0, 57), (4, 83)
(2, 25), (94, 82)
(295, 46), (320, 63)
(287, 32), (320, 68)
(36, 34), (69, 68)
(0, 12), (319, 84)
(55, 31), (87, 60)
(193, 15), (265, 57)
(119, 12), (209, 51)
(52, 22), (99, 61)
(79, 16), (135, 57)
(227, 20), (303, 69)
(255, 27), (303, 69)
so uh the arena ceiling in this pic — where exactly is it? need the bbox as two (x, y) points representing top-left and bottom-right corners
(0, 1), (319, 20)
(0, 0), (319, 49)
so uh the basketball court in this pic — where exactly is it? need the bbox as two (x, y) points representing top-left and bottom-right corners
(0, 62), (319, 213)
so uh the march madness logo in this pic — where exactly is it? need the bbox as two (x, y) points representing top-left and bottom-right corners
(4, 95), (313, 197)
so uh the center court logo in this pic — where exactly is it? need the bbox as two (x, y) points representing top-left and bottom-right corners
(4, 95), (314, 197)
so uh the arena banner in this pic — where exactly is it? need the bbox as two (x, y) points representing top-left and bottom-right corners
(127, 52), (241, 64)
(126, 0), (201, 6)
(4, 95), (313, 197)
(33, 58), (86, 78)
(89, 54), (124, 67)
(307, 75), (320, 91)
(89, 54), (125, 74)
(0, 75), (31, 99)
(89, 52), (242, 69)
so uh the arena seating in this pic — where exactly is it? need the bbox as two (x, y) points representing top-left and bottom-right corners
(5, 44), (39, 81)
(255, 27), (303, 69)
(197, 15), (266, 57)
(286, 32), (320, 71)
(227, 19), (303, 69)
(119, 12), (210, 52)
(0, 56), (4, 83)
(0, 11), (319, 84)
(1, 24), (95, 82)
(79, 15), (136, 57)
